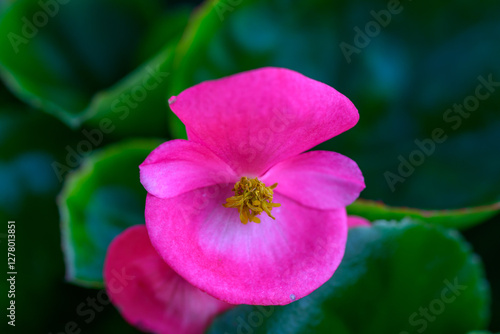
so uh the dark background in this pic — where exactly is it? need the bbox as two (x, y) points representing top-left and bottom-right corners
(0, 0), (499, 333)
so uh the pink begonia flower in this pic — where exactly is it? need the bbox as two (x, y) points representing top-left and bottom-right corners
(140, 67), (365, 305)
(104, 217), (368, 334)
(104, 225), (232, 334)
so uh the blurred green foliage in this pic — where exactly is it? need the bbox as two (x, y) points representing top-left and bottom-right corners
(0, 0), (189, 136)
(167, 0), (500, 210)
(0, 0), (499, 333)
(59, 139), (162, 287)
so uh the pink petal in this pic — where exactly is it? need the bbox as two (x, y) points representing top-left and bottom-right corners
(145, 186), (348, 305)
(104, 225), (232, 334)
(169, 67), (359, 176)
(140, 139), (237, 199)
(347, 215), (371, 228)
(261, 150), (365, 210)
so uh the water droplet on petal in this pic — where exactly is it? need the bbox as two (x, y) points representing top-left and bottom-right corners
(290, 294), (296, 301)
(168, 96), (177, 105)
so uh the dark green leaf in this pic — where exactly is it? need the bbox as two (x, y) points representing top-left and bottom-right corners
(348, 199), (500, 230)
(208, 221), (490, 334)
(0, 0), (189, 136)
(58, 139), (162, 287)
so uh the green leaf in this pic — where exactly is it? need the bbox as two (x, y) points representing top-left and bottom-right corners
(0, 0), (189, 136)
(348, 199), (500, 230)
(170, 0), (500, 209)
(83, 44), (176, 138)
(208, 221), (490, 334)
(58, 139), (162, 287)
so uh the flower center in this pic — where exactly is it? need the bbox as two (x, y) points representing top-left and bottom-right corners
(223, 177), (281, 225)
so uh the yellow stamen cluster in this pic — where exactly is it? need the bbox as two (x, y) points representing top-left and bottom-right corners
(223, 177), (281, 224)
